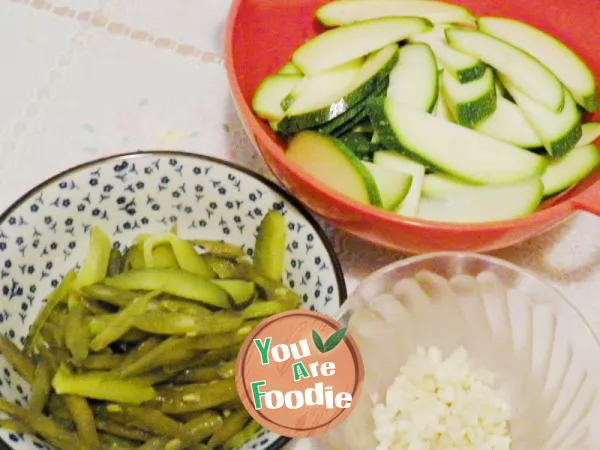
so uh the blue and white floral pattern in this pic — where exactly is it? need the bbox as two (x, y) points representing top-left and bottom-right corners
(0, 151), (347, 450)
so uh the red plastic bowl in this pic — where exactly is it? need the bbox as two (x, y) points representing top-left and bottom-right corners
(225, 0), (600, 254)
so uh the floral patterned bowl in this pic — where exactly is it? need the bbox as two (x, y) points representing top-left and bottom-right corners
(0, 151), (347, 450)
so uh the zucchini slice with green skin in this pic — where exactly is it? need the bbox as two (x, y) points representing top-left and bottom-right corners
(422, 173), (476, 197)
(387, 43), (438, 113)
(418, 177), (544, 223)
(278, 62), (301, 75)
(280, 58), (362, 117)
(446, 28), (565, 112)
(475, 96), (542, 148)
(411, 27), (486, 83)
(442, 67), (496, 127)
(362, 162), (413, 211)
(372, 151), (426, 216)
(280, 44), (398, 134)
(503, 79), (582, 157)
(316, 0), (474, 27)
(286, 131), (382, 206)
(578, 123), (600, 147)
(338, 133), (373, 158)
(316, 78), (389, 136)
(478, 17), (599, 112)
(368, 97), (547, 184)
(542, 144), (600, 196)
(292, 17), (430, 76)
(252, 75), (303, 121)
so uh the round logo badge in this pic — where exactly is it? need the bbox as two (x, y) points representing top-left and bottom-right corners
(235, 310), (364, 438)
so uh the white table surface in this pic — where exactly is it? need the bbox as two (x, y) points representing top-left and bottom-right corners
(2, 1), (600, 448)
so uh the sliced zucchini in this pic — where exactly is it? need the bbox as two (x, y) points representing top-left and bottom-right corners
(292, 17), (430, 75)
(433, 74), (453, 121)
(418, 177), (544, 223)
(368, 97), (547, 184)
(442, 67), (496, 127)
(280, 45), (398, 133)
(316, 103), (368, 136)
(387, 43), (438, 112)
(317, 78), (388, 136)
(475, 96), (542, 148)
(252, 75), (303, 120)
(286, 131), (381, 206)
(542, 144), (600, 196)
(372, 151), (426, 216)
(362, 162), (413, 210)
(316, 1), (474, 26)
(422, 173), (476, 197)
(446, 28), (565, 112)
(339, 133), (372, 158)
(278, 62), (301, 75)
(411, 28), (486, 83)
(502, 79), (582, 157)
(578, 123), (600, 147)
(280, 58), (362, 118)
(478, 17), (599, 112)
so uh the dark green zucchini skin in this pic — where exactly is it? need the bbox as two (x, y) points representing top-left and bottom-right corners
(278, 49), (398, 135)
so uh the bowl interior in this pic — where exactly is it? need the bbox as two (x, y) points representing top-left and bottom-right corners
(0, 152), (346, 450)
(228, 0), (600, 213)
(321, 253), (600, 450)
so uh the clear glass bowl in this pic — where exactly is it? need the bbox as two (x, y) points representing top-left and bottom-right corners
(320, 252), (600, 450)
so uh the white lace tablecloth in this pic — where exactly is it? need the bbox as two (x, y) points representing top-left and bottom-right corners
(1, 1), (600, 448)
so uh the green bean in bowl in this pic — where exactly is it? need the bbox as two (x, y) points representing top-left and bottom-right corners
(0, 152), (346, 450)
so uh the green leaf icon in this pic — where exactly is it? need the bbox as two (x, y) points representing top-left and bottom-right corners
(312, 329), (325, 353)
(312, 327), (347, 353)
(323, 327), (347, 353)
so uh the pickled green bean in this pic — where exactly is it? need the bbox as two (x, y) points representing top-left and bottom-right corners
(173, 366), (219, 384)
(133, 311), (244, 336)
(124, 243), (147, 270)
(99, 431), (141, 449)
(157, 299), (210, 317)
(105, 269), (229, 309)
(241, 299), (297, 319)
(113, 337), (162, 377)
(64, 395), (100, 450)
(222, 420), (262, 450)
(143, 233), (215, 277)
(150, 379), (237, 414)
(80, 283), (138, 308)
(52, 365), (155, 405)
(77, 353), (123, 370)
(74, 226), (112, 289)
(204, 254), (239, 279)
(65, 294), (90, 363)
(29, 360), (52, 413)
(105, 404), (181, 437)
(192, 239), (245, 259)
(0, 334), (35, 383)
(208, 409), (250, 446)
(216, 360), (236, 379)
(26, 271), (76, 353)
(253, 210), (286, 282)
(96, 419), (155, 442)
(107, 248), (124, 277)
(0, 398), (85, 450)
(211, 279), (256, 306)
(163, 412), (224, 450)
(90, 291), (157, 351)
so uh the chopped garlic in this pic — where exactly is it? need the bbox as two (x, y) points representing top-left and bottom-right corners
(372, 346), (511, 450)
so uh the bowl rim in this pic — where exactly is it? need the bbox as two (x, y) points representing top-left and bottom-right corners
(0, 150), (349, 450)
(335, 251), (600, 353)
(224, 0), (600, 233)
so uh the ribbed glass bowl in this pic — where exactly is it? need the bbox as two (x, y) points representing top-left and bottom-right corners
(320, 253), (600, 450)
